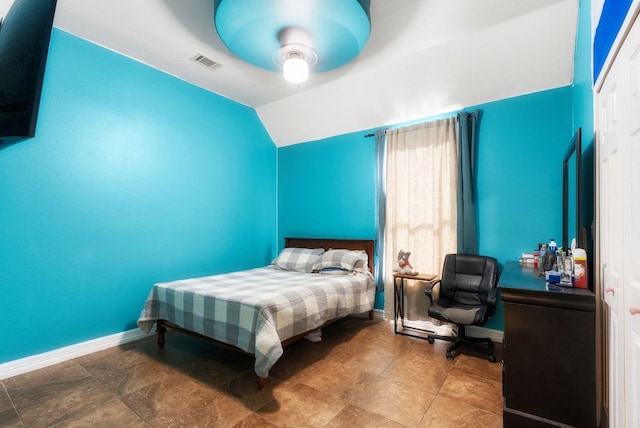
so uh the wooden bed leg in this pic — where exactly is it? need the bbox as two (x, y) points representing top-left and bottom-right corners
(157, 322), (167, 348)
(257, 376), (267, 390)
(368, 309), (374, 320)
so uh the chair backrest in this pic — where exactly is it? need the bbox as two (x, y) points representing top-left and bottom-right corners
(439, 254), (499, 307)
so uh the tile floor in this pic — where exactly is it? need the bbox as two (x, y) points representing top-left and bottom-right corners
(0, 315), (503, 427)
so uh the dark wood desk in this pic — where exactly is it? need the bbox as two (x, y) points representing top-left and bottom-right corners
(393, 272), (437, 339)
(499, 262), (596, 428)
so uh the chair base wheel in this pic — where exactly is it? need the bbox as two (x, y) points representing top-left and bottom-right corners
(427, 327), (497, 363)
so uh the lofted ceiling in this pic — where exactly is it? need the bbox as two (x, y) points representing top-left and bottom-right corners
(0, 0), (579, 146)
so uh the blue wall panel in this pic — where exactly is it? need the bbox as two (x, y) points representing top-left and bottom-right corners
(0, 30), (276, 363)
(593, 0), (633, 81)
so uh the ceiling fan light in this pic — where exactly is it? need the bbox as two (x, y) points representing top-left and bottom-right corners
(214, 0), (371, 74)
(283, 56), (309, 83)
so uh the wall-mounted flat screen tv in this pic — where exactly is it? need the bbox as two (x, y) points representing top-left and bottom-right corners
(0, 0), (57, 149)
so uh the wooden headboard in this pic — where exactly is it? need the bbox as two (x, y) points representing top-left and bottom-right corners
(284, 237), (375, 273)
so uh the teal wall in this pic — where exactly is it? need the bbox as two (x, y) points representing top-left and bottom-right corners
(574, 0), (594, 140)
(0, 30), (277, 364)
(573, 0), (595, 284)
(474, 87), (573, 264)
(278, 133), (376, 241)
(277, 86), (574, 328)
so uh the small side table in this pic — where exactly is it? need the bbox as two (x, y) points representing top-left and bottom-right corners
(393, 272), (437, 339)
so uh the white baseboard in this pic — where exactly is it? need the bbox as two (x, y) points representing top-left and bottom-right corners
(0, 311), (383, 380)
(466, 325), (504, 343)
(0, 328), (153, 380)
(0, 312), (503, 380)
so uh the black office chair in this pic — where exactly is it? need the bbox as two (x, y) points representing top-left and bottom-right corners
(424, 253), (499, 362)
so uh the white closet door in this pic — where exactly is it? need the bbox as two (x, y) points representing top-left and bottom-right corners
(598, 11), (640, 427)
(598, 58), (626, 427)
(623, 18), (640, 428)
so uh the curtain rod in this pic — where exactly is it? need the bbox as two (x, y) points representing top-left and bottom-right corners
(364, 111), (475, 138)
(364, 130), (387, 138)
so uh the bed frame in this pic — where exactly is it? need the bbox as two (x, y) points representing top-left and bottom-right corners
(156, 237), (375, 389)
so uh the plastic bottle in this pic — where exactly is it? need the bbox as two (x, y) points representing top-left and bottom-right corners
(538, 244), (547, 275)
(572, 239), (588, 289)
(542, 239), (557, 272)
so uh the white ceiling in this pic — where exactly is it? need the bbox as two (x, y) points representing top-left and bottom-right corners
(0, 0), (579, 146)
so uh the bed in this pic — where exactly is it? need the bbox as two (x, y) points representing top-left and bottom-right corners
(137, 237), (376, 389)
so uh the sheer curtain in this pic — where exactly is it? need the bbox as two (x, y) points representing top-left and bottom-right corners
(382, 118), (458, 320)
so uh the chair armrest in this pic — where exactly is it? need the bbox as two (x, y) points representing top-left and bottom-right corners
(487, 287), (498, 305)
(424, 278), (441, 301)
(485, 288), (499, 317)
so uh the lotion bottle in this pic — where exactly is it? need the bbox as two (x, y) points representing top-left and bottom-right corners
(572, 238), (588, 289)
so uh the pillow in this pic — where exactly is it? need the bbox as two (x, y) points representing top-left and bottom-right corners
(312, 249), (369, 272)
(272, 247), (325, 272)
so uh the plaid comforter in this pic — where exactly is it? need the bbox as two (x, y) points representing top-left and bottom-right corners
(137, 266), (375, 378)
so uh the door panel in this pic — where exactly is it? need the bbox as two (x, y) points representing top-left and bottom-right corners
(598, 42), (626, 428)
(624, 20), (640, 428)
(609, 308), (624, 427)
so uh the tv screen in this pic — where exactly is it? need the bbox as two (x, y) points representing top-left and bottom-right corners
(0, 0), (57, 148)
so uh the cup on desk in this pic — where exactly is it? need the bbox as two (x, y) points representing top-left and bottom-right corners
(557, 252), (574, 286)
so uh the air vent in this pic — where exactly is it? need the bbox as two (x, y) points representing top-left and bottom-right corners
(191, 54), (223, 71)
